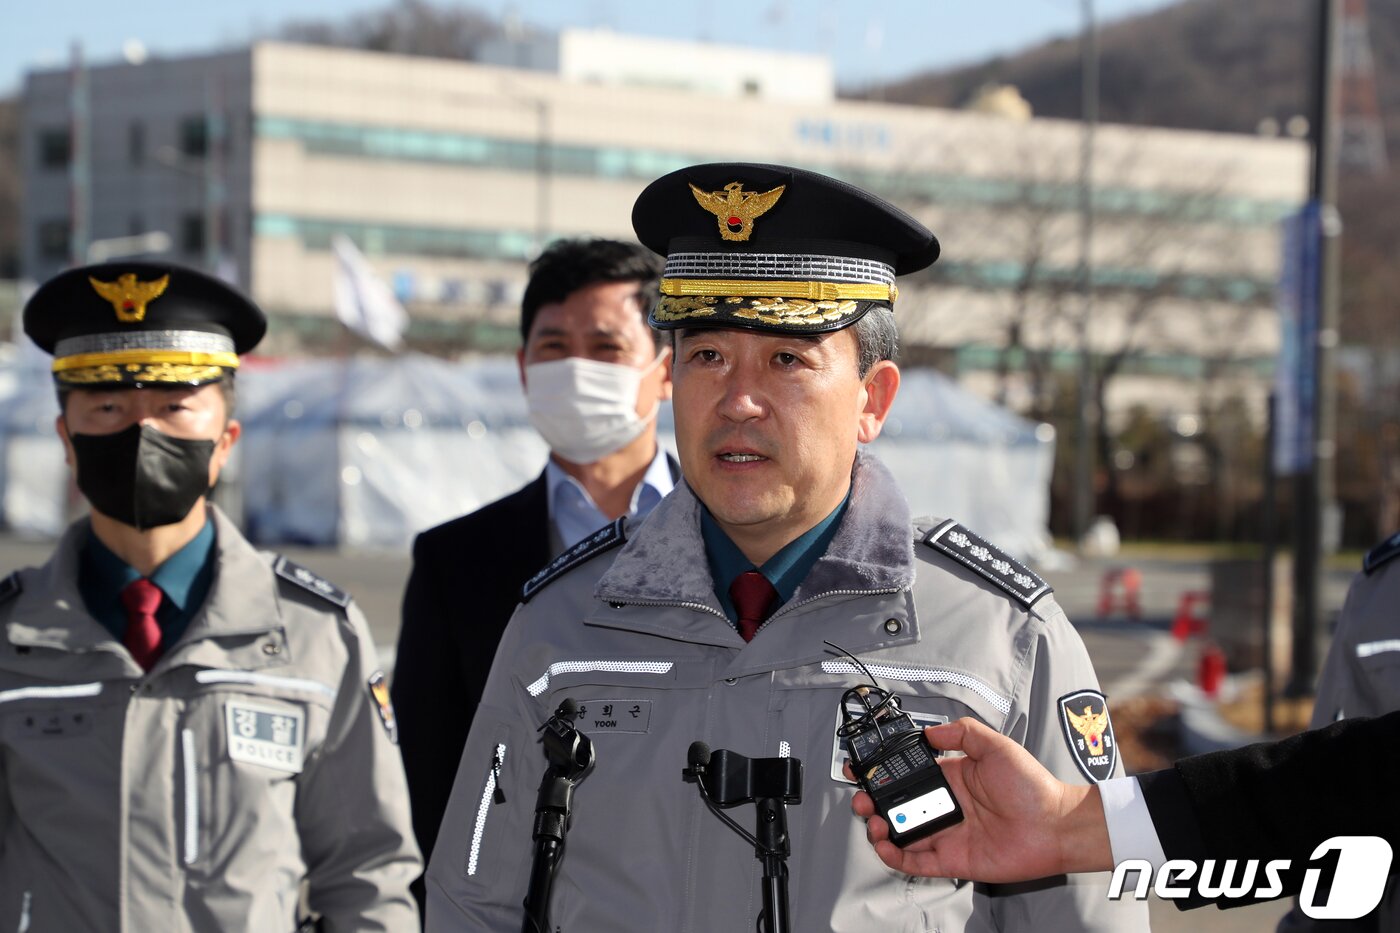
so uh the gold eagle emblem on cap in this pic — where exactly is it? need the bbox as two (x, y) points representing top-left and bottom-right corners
(88, 273), (170, 323)
(1066, 704), (1110, 756)
(689, 181), (786, 242)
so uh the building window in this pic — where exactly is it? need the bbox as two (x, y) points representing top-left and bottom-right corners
(38, 128), (70, 169)
(180, 213), (205, 254)
(179, 116), (208, 158)
(129, 122), (145, 165)
(38, 219), (70, 259)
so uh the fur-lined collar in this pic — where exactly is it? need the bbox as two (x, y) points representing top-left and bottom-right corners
(595, 449), (914, 610)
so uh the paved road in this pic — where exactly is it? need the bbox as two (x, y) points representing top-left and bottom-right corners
(0, 534), (1349, 930)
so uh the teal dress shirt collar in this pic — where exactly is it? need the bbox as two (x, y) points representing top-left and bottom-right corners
(700, 494), (851, 627)
(79, 518), (217, 646)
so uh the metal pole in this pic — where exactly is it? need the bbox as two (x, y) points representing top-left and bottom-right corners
(204, 74), (227, 276)
(535, 99), (551, 254)
(68, 42), (89, 268)
(1073, 0), (1099, 547)
(1289, 0), (1341, 695)
(1262, 392), (1278, 734)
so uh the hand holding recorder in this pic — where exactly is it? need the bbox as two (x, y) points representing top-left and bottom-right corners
(850, 717), (1113, 881)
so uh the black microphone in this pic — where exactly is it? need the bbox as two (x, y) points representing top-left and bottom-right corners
(686, 741), (711, 780)
(540, 699), (593, 775)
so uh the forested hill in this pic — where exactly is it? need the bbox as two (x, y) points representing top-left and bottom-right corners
(864, 0), (1399, 154)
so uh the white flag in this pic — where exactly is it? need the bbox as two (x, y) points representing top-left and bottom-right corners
(332, 234), (409, 351)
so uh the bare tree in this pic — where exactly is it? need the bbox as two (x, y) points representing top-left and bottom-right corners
(884, 122), (1274, 535)
(277, 0), (503, 61)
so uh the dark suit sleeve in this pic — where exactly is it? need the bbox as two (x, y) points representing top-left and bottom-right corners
(392, 531), (472, 914)
(1140, 712), (1400, 909)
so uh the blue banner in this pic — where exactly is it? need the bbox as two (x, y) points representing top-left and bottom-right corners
(1274, 202), (1321, 476)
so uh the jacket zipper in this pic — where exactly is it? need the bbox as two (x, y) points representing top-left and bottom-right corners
(181, 728), (199, 865)
(600, 596), (728, 620)
(467, 743), (507, 877)
(604, 588), (903, 640)
(756, 586), (902, 637)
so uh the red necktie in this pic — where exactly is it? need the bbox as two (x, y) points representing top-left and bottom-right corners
(121, 578), (164, 671)
(729, 571), (778, 642)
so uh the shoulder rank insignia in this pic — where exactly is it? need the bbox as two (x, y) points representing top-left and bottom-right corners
(274, 556), (351, 608)
(0, 572), (20, 607)
(1363, 531), (1400, 576)
(922, 519), (1051, 609)
(1058, 689), (1117, 783)
(522, 517), (627, 603)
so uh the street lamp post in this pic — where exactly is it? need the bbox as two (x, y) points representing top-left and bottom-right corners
(1073, 0), (1100, 548)
(1289, 0), (1342, 695)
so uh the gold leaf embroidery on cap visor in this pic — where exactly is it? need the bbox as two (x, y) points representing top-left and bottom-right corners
(56, 362), (230, 385)
(655, 295), (859, 327)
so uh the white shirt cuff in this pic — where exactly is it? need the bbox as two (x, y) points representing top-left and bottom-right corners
(1099, 776), (1167, 869)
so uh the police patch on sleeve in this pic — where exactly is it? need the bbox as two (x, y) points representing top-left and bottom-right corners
(226, 700), (305, 774)
(1058, 689), (1116, 784)
(368, 671), (398, 744)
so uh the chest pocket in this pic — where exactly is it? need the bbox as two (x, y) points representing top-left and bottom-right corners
(175, 672), (336, 875)
(1, 683), (120, 843)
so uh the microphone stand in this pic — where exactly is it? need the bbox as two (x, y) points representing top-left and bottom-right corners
(684, 745), (801, 933)
(522, 700), (594, 933)
(754, 794), (792, 933)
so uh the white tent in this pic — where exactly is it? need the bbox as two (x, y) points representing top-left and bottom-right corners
(239, 355), (1054, 556)
(0, 350), (1055, 558)
(0, 352), (68, 537)
(236, 355), (547, 549)
(865, 369), (1054, 559)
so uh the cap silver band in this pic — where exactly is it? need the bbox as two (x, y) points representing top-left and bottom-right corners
(663, 251), (895, 285)
(54, 329), (235, 359)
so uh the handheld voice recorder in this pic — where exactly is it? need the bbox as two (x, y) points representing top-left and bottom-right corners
(829, 643), (964, 847)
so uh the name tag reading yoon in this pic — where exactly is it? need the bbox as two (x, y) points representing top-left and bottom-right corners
(225, 699), (305, 774)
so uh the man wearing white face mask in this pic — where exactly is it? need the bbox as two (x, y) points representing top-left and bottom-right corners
(393, 239), (677, 912)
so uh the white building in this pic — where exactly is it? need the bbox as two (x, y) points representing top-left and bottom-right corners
(20, 33), (1310, 419)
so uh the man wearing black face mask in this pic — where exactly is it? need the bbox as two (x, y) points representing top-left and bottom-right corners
(0, 262), (420, 931)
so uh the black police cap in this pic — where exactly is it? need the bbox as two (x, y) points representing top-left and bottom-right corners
(632, 162), (939, 334)
(23, 261), (266, 388)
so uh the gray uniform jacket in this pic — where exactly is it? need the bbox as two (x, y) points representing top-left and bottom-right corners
(0, 507), (421, 932)
(425, 452), (1145, 932)
(1279, 534), (1400, 932)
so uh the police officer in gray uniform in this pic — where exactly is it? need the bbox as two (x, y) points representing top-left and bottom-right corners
(425, 165), (1145, 931)
(1278, 531), (1400, 931)
(0, 263), (420, 931)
